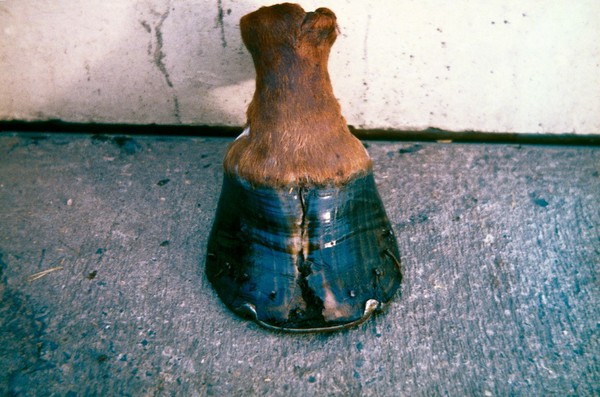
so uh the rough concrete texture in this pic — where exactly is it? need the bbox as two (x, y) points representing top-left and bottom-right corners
(0, 132), (598, 396)
(1, 1), (600, 133)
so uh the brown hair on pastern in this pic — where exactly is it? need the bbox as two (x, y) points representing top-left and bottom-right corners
(223, 3), (371, 187)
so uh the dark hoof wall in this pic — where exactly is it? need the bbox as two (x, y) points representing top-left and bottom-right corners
(206, 172), (402, 332)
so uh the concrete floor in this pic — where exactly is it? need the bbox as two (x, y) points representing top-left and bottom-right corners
(0, 132), (598, 396)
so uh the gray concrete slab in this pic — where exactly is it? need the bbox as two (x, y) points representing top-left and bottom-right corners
(0, 132), (598, 396)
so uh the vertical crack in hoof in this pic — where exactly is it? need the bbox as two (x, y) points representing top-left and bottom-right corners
(291, 187), (325, 326)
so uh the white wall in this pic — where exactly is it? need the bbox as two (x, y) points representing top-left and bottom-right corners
(1, 0), (599, 134)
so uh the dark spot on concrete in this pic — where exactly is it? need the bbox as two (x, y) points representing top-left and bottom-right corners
(409, 212), (428, 224)
(113, 136), (141, 155)
(308, 375), (316, 383)
(86, 270), (97, 280)
(37, 248), (46, 268)
(398, 144), (422, 154)
(494, 256), (506, 268)
(203, 163), (212, 168)
(530, 192), (549, 207)
(141, 339), (148, 346)
(96, 248), (103, 254)
(356, 342), (363, 351)
(157, 179), (170, 186)
(90, 134), (110, 143)
(160, 240), (170, 247)
(395, 210), (430, 230)
(97, 354), (108, 363)
(23, 135), (48, 145)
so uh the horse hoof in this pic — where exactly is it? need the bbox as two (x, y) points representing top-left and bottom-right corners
(206, 172), (402, 332)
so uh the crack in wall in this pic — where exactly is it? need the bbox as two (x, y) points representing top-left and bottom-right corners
(153, 8), (173, 88)
(216, 0), (228, 48)
(142, 4), (181, 123)
(172, 95), (181, 123)
(361, 13), (371, 106)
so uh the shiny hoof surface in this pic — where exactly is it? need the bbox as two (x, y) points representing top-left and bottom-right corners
(206, 172), (402, 332)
